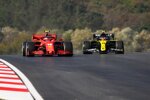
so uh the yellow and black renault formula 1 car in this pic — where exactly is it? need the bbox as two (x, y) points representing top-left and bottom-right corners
(82, 33), (124, 54)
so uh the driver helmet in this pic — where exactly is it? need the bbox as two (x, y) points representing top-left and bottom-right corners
(44, 30), (50, 33)
(101, 30), (106, 34)
(44, 30), (50, 36)
(100, 30), (107, 40)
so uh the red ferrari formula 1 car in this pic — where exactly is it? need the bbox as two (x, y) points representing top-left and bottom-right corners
(22, 32), (73, 57)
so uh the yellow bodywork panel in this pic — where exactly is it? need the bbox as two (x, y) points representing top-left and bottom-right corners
(99, 40), (107, 51)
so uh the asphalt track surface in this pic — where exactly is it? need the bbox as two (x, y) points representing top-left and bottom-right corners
(0, 52), (150, 100)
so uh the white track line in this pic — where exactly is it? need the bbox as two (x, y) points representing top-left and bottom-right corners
(0, 59), (43, 100)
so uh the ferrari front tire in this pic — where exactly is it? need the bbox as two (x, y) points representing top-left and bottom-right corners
(22, 42), (26, 56)
(25, 42), (35, 57)
(59, 42), (73, 57)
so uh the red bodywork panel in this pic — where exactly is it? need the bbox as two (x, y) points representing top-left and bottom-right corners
(30, 33), (73, 56)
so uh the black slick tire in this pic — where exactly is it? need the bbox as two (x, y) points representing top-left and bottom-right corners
(83, 41), (92, 54)
(22, 42), (26, 56)
(25, 42), (35, 57)
(62, 42), (73, 57)
(115, 41), (124, 54)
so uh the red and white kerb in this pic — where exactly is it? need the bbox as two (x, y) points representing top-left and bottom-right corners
(0, 63), (29, 92)
(0, 60), (43, 100)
